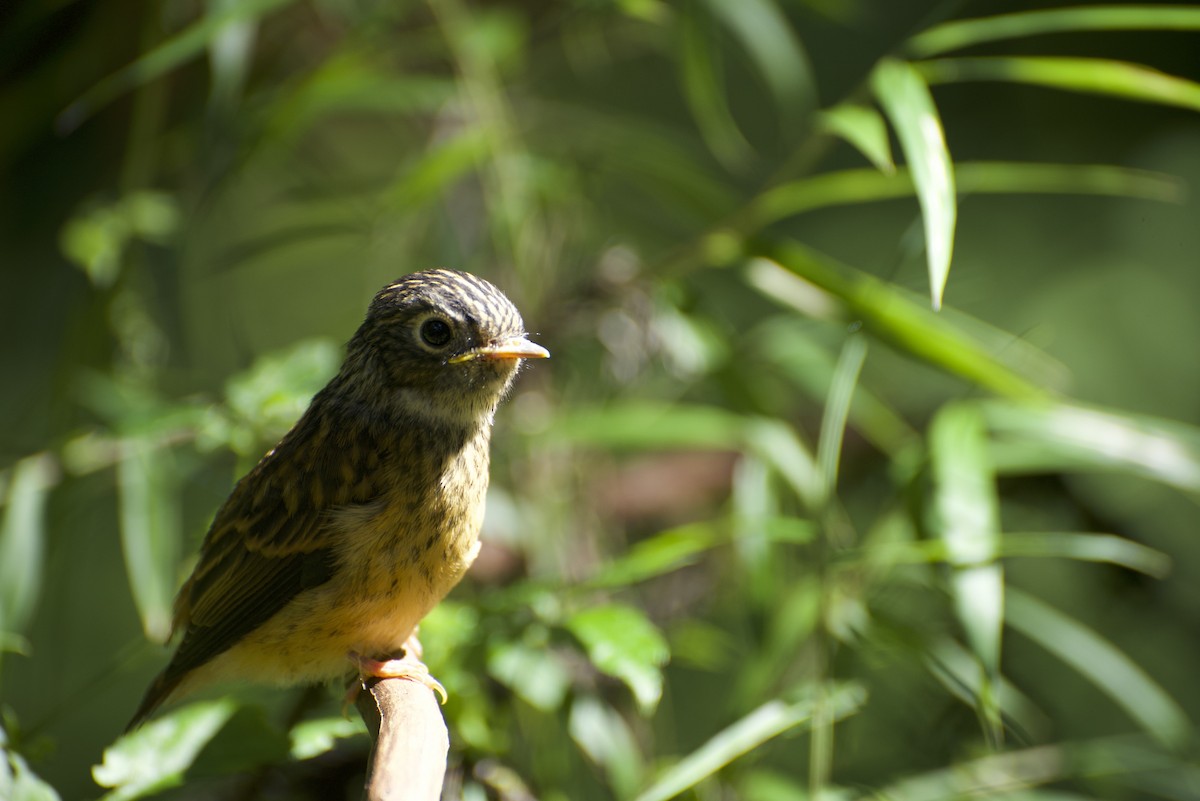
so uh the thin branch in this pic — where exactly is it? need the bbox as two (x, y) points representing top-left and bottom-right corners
(356, 677), (449, 801)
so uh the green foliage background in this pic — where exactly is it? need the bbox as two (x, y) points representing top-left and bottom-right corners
(2, 1), (1200, 799)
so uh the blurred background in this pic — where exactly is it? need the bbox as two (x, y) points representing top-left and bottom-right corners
(2, 0), (1200, 799)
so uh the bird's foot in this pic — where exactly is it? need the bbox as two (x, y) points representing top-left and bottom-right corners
(346, 646), (448, 706)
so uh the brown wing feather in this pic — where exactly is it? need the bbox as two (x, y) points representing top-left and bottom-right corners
(128, 400), (388, 728)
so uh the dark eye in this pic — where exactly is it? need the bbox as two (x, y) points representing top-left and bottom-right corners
(419, 318), (453, 348)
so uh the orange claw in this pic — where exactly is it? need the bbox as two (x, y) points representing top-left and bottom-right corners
(348, 649), (448, 705)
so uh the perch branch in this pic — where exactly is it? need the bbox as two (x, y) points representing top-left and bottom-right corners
(356, 677), (449, 801)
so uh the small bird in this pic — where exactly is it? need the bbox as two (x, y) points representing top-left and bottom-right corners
(128, 269), (548, 729)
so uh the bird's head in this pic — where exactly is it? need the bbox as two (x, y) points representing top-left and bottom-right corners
(348, 269), (548, 425)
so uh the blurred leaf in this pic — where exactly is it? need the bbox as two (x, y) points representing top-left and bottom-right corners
(2, 723), (61, 801)
(818, 104), (895, 173)
(569, 695), (646, 798)
(1007, 589), (1191, 749)
(999, 532), (1170, 578)
(679, 4), (752, 168)
(547, 402), (744, 450)
(754, 245), (1050, 400)
(908, 6), (1200, 58)
(743, 417), (822, 510)
(928, 402), (1003, 691)
(0, 454), (56, 661)
(94, 700), (237, 800)
(587, 523), (717, 589)
(60, 0), (297, 130)
(60, 193), (179, 288)
(487, 639), (571, 711)
(870, 58), (956, 309)
(749, 162), (1182, 224)
(920, 57), (1200, 114)
(700, 0), (815, 130)
(982, 401), (1200, 496)
(117, 437), (180, 642)
(566, 603), (670, 713)
(632, 683), (866, 801)
(385, 126), (493, 211)
(288, 716), (367, 760)
(816, 333), (867, 508)
(925, 637), (1048, 741)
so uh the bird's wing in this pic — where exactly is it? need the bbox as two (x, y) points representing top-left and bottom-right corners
(168, 405), (388, 678)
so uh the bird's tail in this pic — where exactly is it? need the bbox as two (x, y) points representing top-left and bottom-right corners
(126, 669), (184, 732)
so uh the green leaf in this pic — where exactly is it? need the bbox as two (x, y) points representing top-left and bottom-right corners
(816, 334), (867, 507)
(566, 603), (670, 713)
(569, 695), (646, 798)
(487, 639), (572, 711)
(587, 523), (718, 589)
(2, 723), (62, 801)
(547, 402), (745, 450)
(94, 701), (237, 800)
(116, 437), (180, 642)
(999, 532), (1170, 578)
(870, 58), (956, 309)
(981, 401), (1200, 495)
(632, 684), (866, 801)
(0, 455), (56, 656)
(1006, 589), (1191, 749)
(288, 716), (367, 761)
(59, 0), (298, 130)
(920, 57), (1200, 114)
(927, 402), (1002, 743)
(817, 104), (895, 173)
(754, 243), (1050, 400)
(908, 6), (1200, 58)
(700, 0), (815, 129)
(678, 5), (752, 168)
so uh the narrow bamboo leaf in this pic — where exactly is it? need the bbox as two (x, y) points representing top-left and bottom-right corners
(750, 162), (1181, 224)
(0, 454), (56, 649)
(701, 0), (815, 128)
(870, 58), (956, 309)
(679, 6), (752, 168)
(384, 127), (492, 211)
(925, 637), (1048, 740)
(743, 417), (822, 510)
(59, 0), (297, 131)
(547, 402), (744, 450)
(587, 524), (718, 589)
(756, 244), (1050, 400)
(929, 403), (1003, 696)
(981, 401), (1200, 495)
(920, 57), (1200, 114)
(632, 684), (865, 801)
(908, 6), (1200, 58)
(567, 604), (670, 713)
(117, 439), (180, 642)
(818, 104), (895, 173)
(1000, 532), (1170, 578)
(1007, 589), (1191, 748)
(816, 334), (867, 508)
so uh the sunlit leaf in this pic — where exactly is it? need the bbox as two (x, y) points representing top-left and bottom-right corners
(870, 58), (956, 309)
(289, 716), (367, 760)
(1007, 589), (1191, 748)
(587, 523), (717, 589)
(755, 244), (1050, 400)
(908, 6), (1200, 58)
(816, 334), (867, 507)
(1, 722), (62, 801)
(632, 684), (866, 801)
(547, 402), (744, 450)
(94, 701), (237, 800)
(982, 401), (1200, 495)
(920, 57), (1200, 114)
(487, 639), (572, 711)
(567, 603), (669, 713)
(818, 104), (894, 173)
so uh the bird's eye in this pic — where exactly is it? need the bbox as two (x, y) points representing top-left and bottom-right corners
(419, 318), (454, 348)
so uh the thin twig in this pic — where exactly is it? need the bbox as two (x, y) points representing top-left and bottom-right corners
(356, 677), (449, 801)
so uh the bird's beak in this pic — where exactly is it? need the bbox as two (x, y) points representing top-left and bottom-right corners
(448, 336), (550, 364)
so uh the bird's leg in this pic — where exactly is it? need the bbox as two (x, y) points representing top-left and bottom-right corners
(345, 633), (447, 707)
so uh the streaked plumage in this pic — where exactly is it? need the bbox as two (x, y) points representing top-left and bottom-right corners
(129, 269), (547, 728)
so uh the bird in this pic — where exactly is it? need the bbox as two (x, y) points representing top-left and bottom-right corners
(128, 269), (548, 729)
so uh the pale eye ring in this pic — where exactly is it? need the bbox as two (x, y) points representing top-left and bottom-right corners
(419, 317), (454, 348)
